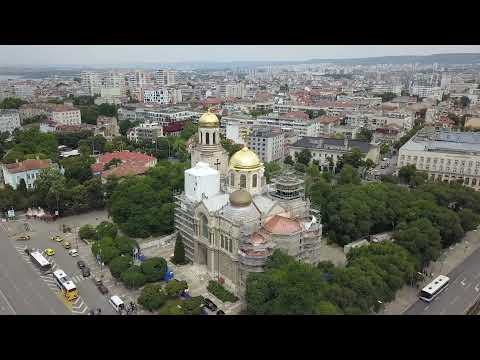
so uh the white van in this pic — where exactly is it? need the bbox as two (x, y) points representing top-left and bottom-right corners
(109, 295), (125, 314)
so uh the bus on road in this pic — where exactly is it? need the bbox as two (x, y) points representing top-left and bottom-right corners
(29, 250), (52, 274)
(53, 269), (79, 301)
(419, 275), (450, 302)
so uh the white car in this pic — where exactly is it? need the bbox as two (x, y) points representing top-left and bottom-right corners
(68, 249), (79, 257)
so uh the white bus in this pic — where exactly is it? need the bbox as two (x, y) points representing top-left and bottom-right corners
(53, 269), (79, 301)
(29, 250), (52, 274)
(419, 275), (450, 302)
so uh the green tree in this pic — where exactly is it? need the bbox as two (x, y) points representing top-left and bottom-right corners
(338, 164), (361, 185)
(96, 221), (118, 240)
(78, 224), (96, 240)
(158, 300), (186, 315)
(295, 149), (312, 166)
(380, 143), (390, 156)
(172, 233), (187, 265)
(140, 257), (168, 282)
(164, 279), (188, 298)
(377, 92), (397, 103)
(356, 128), (373, 142)
(109, 255), (132, 279)
(264, 161), (282, 183)
(0, 97), (27, 109)
(459, 208), (480, 231)
(121, 265), (147, 289)
(183, 296), (205, 315)
(337, 148), (365, 170)
(138, 283), (167, 311)
(60, 155), (94, 183)
(284, 155), (294, 166)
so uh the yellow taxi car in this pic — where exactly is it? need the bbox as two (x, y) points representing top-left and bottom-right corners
(45, 248), (56, 256)
(51, 235), (63, 242)
(63, 241), (71, 249)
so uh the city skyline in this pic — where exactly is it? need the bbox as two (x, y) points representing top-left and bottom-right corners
(1, 45), (480, 66)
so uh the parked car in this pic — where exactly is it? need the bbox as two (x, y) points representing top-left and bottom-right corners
(68, 249), (78, 257)
(24, 247), (32, 255)
(77, 260), (86, 269)
(16, 235), (31, 241)
(51, 235), (63, 242)
(63, 241), (71, 249)
(93, 277), (109, 294)
(44, 248), (55, 256)
(204, 298), (218, 312)
(81, 267), (91, 277)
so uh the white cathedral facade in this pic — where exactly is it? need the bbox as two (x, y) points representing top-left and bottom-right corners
(174, 110), (322, 297)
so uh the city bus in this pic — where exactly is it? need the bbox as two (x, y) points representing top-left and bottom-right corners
(53, 269), (79, 301)
(419, 275), (450, 302)
(29, 250), (52, 274)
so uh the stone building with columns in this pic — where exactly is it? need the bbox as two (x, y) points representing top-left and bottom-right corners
(174, 111), (322, 297)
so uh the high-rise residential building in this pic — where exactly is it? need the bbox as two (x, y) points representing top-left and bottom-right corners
(103, 71), (126, 96)
(155, 69), (176, 86)
(0, 109), (21, 133)
(247, 127), (285, 163)
(81, 71), (102, 96)
(143, 88), (170, 104)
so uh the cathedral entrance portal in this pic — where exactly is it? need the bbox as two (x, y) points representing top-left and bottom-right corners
(197, 243), (208, 266)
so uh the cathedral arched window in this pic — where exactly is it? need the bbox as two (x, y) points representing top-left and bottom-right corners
(252, 174), (257, 188)
(213, 132), (216, 144)
(240, 174), (246, 189)
(206, 132), (210, 145)
(200, 132), (203, 144)
(230, 172), (235, 186)
(200, 214), (209, 239)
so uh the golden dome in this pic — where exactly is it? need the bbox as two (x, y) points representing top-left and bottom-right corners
(229, 190), (252, 207)
(198, 109), (219, 128)
(229, 146), (262, 171)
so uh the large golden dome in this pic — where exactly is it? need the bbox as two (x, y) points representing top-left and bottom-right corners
(229, 146), (262, 171)
(198, 109), (219, 128)
(229, 190), (252, 207)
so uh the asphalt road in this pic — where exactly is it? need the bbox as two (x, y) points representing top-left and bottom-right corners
(1, 213), (116, 315)
(0, 223), (70, 315)
(404, 245), (480, 315)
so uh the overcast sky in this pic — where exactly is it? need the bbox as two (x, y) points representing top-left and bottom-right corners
(1, 45), (480, 66)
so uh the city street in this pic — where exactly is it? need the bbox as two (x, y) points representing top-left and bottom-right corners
(404, 243), (480, 315)
(0, 210), (118, 315)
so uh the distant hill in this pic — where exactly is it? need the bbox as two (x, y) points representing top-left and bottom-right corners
(305, 53), (480, 65)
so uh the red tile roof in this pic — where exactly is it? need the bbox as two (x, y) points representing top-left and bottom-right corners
(91, 151), (156, 177)
(163, 122), (184, 133)
(5, 159), (50, 174)
(284, 111), (309, 121)
(263, 215), (301, 235)
(317, 115), (341, 125)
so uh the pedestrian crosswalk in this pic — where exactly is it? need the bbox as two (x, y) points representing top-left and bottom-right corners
(13, 245), (88, 314)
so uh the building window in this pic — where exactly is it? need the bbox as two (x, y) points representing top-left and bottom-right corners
(200, 214), (209, 239)
(206, 132), (210, 145)
(213, 132), (216, 144)
(200, 132), (203, 144)
(252, 174), (257, 188)
(221, 235), (224, 249)
(229, 238), (232, 253)
(240, 174), (246, 189)
(230, 173), (234, 186)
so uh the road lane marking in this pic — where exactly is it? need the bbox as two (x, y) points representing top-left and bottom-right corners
(450, 295), (461, 305)
(440, 309), (447, 315)
(0, 288), (16, 315)
(424, 305), (430, 311)
(475, 284), (480, 292)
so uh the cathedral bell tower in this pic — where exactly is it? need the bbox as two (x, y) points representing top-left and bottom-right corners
(191, 109), (229, 177)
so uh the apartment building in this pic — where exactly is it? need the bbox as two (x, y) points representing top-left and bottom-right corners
(81, 71), (102, 96)
(410, 85), (444, 100)
(155, 69), (176, 86)
(371, 84), (402, 96)
(143, 88), (170, 104)
(247, 127), (285, 163)
(127, 122), (164, 143)
(13, 84), (36, 100)
(50, 106), (82, 126)
(257, 113), (320, 137)
(118, 105), (199, 125)
(103, 72), (126, 96)
(397, 129), (480, 190)
(0, 109), (21, 133)
(18, 104), (49, 122)
(95, 116), (120, 140)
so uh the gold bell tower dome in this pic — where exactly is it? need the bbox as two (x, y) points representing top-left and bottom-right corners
(198, 109), (220, 128)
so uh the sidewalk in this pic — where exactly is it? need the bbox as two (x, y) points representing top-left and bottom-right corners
(380, 228), (480, 315)
(76, 238), (146, 315)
